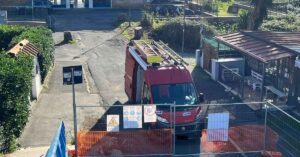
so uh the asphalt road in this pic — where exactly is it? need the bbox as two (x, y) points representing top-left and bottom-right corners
(52, 9), (203, 155)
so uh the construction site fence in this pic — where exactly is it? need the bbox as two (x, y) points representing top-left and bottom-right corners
(75, 102), (300, 157)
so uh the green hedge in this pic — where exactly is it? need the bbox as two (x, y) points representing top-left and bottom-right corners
(261, 14), (300, 32)
(151, 18), (216, 50)
(0, 25), (25, 50)
(0, 25), (54, 153)
(0, 52), (33, 153)
(11, 27), (55, 81)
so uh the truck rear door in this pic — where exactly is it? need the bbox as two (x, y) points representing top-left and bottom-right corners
(125, 48), (137, 102)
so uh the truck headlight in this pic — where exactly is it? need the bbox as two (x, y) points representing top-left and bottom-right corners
(157, 116), (169, 123)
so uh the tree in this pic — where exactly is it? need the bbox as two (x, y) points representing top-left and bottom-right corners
(247, 0), (273, 30)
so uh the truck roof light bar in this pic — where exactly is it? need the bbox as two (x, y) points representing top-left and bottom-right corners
(128, 47), (148, 70)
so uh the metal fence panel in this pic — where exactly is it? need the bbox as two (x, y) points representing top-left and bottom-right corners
(266, 102), (300, 157)
(77, 104), (173, 157)
(0, 10), (7, 24)
(73, 102), (300, 157)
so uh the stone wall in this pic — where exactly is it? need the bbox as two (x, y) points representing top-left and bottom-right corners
(112, 0), (149, 9)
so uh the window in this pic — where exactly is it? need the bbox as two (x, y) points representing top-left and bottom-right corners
(151, 83), (197, 105)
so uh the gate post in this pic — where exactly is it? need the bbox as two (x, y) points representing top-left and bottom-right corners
(66, 0), (70, 9)
(263, 102), (268, 151)
(89, 0), (93, 8)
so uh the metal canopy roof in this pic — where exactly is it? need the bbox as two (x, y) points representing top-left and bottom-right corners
(215, 32), (296, 63)
(243, 31), (300, 54)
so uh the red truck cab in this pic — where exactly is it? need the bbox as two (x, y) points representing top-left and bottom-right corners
(124, 40), (204, 138)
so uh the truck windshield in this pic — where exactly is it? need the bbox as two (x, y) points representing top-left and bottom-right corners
(151, 83), (197, 106)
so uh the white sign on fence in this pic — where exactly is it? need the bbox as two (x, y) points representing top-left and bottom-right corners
(144, 105), (157, 123)
(207, 112), (229, 142)
(107, 115), (119, 132)
(123, 106), (142, 128)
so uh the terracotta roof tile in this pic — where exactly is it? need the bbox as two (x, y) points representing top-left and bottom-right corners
(215, 32), (295, 63)
(8, 39), (40, 57)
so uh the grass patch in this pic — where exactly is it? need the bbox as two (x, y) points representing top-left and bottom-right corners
(152, 19), (166, 29)
(69, 39), (76, 44)
(119, 22), (151, 41)
(119, 22), (138, 40)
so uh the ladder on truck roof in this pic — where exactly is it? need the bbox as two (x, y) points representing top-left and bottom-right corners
(152, 40), (189, 66)
(128, 40), (189, 70)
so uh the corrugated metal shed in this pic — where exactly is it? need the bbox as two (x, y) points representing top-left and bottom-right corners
(215, 32), (295, 63)
(8, 39), (40, 57)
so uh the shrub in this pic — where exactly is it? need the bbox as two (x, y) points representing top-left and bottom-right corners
(260, 13), (300, 31)
(0, 52), (33, 153)
(10, 27), (55, 81)
(151, 18), (216, 50)
(140, 13), (153, 29)
(237, 9), (250, 29)
(203, 1), (214, 12)
(209, 21), (238, 35)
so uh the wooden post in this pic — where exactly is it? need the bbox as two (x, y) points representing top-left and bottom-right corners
(241, 56), (245, 99)
(260, 63), (266, 108)
(288, 57), (296, 106)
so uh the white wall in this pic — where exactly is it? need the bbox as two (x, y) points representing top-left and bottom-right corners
(89, 0), (93, 8)
(66, 0), (70, 8)
(211, 59), (219, 81)
(32, 57), (42, 99)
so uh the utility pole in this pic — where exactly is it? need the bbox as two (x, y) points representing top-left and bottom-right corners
(129, 6), (132, 27)
(63, 65), (82, 157)
(199, 26), (203, 51)
(71, 68), (78, 157)
(31, 0), (34, 20)
(181, 0), (187, 54)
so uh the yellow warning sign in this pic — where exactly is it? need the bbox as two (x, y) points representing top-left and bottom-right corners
(107, 115), (119, 132)
(108, 117), (118, 126)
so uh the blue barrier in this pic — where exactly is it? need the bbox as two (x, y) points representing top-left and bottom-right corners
(46, 121), (68, 157)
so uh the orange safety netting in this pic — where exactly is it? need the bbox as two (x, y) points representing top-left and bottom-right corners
(201, 125), (279, 154)
(77, 129), (172, 156)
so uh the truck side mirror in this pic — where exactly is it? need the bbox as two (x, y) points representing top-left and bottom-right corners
(198, 93), (204, 103)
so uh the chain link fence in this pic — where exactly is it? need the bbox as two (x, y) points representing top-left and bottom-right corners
(74, 102), (299, 157)
(266, 103), (300, 157)
(218, 62), (263, 103)
(218, 63), (244, 99)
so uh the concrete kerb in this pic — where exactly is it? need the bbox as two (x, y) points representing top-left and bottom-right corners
(82, 63), (99, 94)
(42, 65), (55, 92)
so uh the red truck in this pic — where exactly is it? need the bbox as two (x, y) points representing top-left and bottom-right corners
(124, 40), (205, 138)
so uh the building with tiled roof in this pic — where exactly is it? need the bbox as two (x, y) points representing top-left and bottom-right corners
(8, 39), (42, 99)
